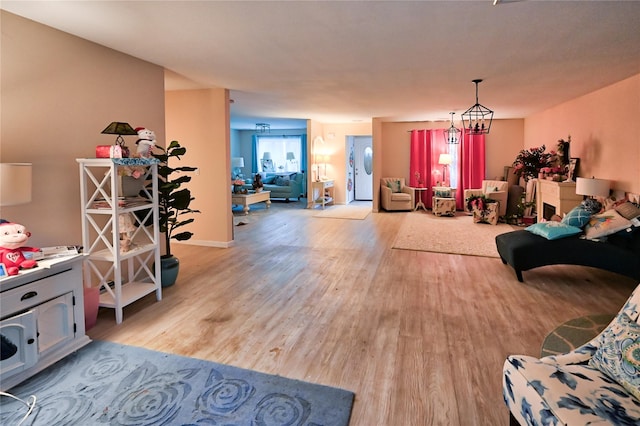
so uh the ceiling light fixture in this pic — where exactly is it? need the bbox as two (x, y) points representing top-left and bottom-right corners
(461, 79), (494, 135)
(444, 112), (461, 144)
(255, 123), (270, 133)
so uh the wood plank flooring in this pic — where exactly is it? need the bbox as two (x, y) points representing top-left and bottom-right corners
(88, 201), (638, 425)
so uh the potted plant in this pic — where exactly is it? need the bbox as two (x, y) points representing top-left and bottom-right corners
(152, 140), (200, 287)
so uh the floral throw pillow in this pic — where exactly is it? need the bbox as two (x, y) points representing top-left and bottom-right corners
(584, 209), (632, 240)
(589, 313), (640, 400)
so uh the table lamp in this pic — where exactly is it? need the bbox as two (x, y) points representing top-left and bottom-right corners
(576, 177), (610, 211)
(438, 154), (452, 186)
(232, 157), (245, 178)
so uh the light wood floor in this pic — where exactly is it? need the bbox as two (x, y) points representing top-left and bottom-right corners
(88, 201), (637, 425)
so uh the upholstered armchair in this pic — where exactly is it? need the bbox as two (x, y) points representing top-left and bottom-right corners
(463, 180), (508, 217)
(503, 284), (640, 425)
(380, 177), (414, 211)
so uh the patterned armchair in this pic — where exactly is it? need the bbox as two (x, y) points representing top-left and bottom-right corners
(463, 180), (508, 217)
(380, 177), (414, 211)
(503, 284), (640, 425)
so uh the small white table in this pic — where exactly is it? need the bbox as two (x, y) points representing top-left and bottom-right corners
(232, 190), (271, 214)
(412, 187), (428, 211)
(311, 180), (334, 209)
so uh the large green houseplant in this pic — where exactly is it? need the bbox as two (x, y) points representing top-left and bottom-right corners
(152, 140), (200, 287)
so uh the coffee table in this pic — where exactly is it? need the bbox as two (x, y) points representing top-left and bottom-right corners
(232, 190), (271, 215)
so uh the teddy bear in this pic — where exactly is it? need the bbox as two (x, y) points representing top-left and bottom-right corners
(134, 127), (157, 158)
(0, 219), (40, 275)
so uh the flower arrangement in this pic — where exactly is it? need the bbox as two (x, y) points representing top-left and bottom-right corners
(466, 194), (497, 212)
(414, 171), (423, 186)
(512, 145), (553, 181)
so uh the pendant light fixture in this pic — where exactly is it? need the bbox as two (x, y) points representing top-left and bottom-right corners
(444, 112), (461, 144)
(461, 79), (494, 135)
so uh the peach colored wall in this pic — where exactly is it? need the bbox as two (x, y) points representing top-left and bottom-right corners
(165, 89), (232, 247)
(525, 74), (640, 193)
(0, 11), (165, 247)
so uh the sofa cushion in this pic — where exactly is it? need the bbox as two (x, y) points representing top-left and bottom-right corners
(589, 313), (640, 400)
(584, 209), (632, 240)
(503, 355), (640, 425)
(433, 186), (452, 197)
(263, 175), (276, 184)
(387, 180), (401, 193)
(390, 192), (411, 201)
(562, 205), (593, 228)
(525, 222), (582, 240)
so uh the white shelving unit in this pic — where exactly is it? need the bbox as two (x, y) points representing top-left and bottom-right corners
(77, 158), (162, 324)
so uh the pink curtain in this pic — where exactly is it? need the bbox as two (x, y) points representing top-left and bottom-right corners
(455, 130), (486, 209)
(409, 130), (449, 206)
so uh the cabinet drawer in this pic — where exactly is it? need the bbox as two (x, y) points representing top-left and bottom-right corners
(0, 268), (79, 318)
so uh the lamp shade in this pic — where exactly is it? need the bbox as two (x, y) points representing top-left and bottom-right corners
(0, 163), (32, 206)
(438, 153), (452, 165)
(262, 152), (272, 160)
(286, 152), (296, 161)
(231, 157), (245, 168)
(101, 122), (137, 136)
(576, 177), (610, 197)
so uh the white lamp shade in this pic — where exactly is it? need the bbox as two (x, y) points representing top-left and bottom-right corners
(231, 157), (244, 168)
(0, 163), (32, 206)
(438, 153), (452, 165)
(575, 177), (610, 197)
(262, 152), (272, 160)
(286, 152), (296, 161)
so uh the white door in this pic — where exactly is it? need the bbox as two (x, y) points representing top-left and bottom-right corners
(354, 137), (373, 200)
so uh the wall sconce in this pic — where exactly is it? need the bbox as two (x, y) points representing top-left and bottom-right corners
(438, 154), (452, 185)
(231, 157), (245, 178)
(0, 163), (32, 206)
(461, 79), (494, 135)
(101, 122), (137, 157)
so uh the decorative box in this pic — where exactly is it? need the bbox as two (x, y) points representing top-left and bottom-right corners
(96, 145), (122, 158)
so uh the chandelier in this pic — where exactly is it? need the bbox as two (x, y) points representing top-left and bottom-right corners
(461, 79), (494, 135)
(443, 112), (461, 144)
(255, 123), (270, 133)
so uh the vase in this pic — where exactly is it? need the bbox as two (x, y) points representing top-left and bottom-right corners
(159, 254), (180, 287)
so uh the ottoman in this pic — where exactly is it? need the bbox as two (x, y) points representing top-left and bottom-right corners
(433, 197), (456, 216)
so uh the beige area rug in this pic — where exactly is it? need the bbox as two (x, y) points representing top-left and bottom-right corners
(312, 205), (371, 220)
(392, 212), (519, 258)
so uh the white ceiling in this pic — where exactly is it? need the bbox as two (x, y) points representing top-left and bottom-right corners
(3, 1), (640, 130)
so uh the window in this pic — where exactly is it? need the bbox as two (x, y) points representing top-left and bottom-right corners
(257, 135), (302, 173)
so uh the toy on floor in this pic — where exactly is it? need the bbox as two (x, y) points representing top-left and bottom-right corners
(0, 219), (40, 276)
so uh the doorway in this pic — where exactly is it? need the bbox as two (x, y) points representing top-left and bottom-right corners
(346, 136), (373, 201)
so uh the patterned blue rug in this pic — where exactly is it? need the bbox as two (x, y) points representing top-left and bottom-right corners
(0, 340), (354, 425)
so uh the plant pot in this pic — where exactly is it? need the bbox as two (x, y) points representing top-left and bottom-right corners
(159, 254), (180, 287)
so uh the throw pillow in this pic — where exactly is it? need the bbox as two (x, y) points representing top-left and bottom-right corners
(584, 209), (632, 240)
(561, 205), (593, 228)
(589, 313), (640, 400)
(616, 202), (640, 221)
(387, 180), (401, 193)
(525, 222), (582, 240)
(263, 176), (276, 184)
(275, 175), (290, 186)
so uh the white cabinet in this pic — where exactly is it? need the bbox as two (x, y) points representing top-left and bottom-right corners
(77, 158), (162, 324)
(311, 180), (335, 209)
(0, 255), (89, 391)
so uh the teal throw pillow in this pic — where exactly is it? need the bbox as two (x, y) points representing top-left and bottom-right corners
(387, 180), (401, 193)
(275, 175), (290, 186)
(589, 313), (640, 400)
(525, 222), (582, 240)
(433, 187), (452, 198)
(561, 205), (593, 228)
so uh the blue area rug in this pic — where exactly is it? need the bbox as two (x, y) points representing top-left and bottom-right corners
(0, 340), (354, 425)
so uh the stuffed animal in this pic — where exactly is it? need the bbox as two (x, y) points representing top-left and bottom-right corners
(134, 127), (156, 158)
(0, 220), (39, 276)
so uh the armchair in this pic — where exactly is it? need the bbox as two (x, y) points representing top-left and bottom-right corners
(464, 180), (508, 217)
(380, 177), (414, 211)
(503, 284), (640, 425)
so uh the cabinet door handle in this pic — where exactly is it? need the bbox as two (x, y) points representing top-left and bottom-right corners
(21, 291), (38, 300)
